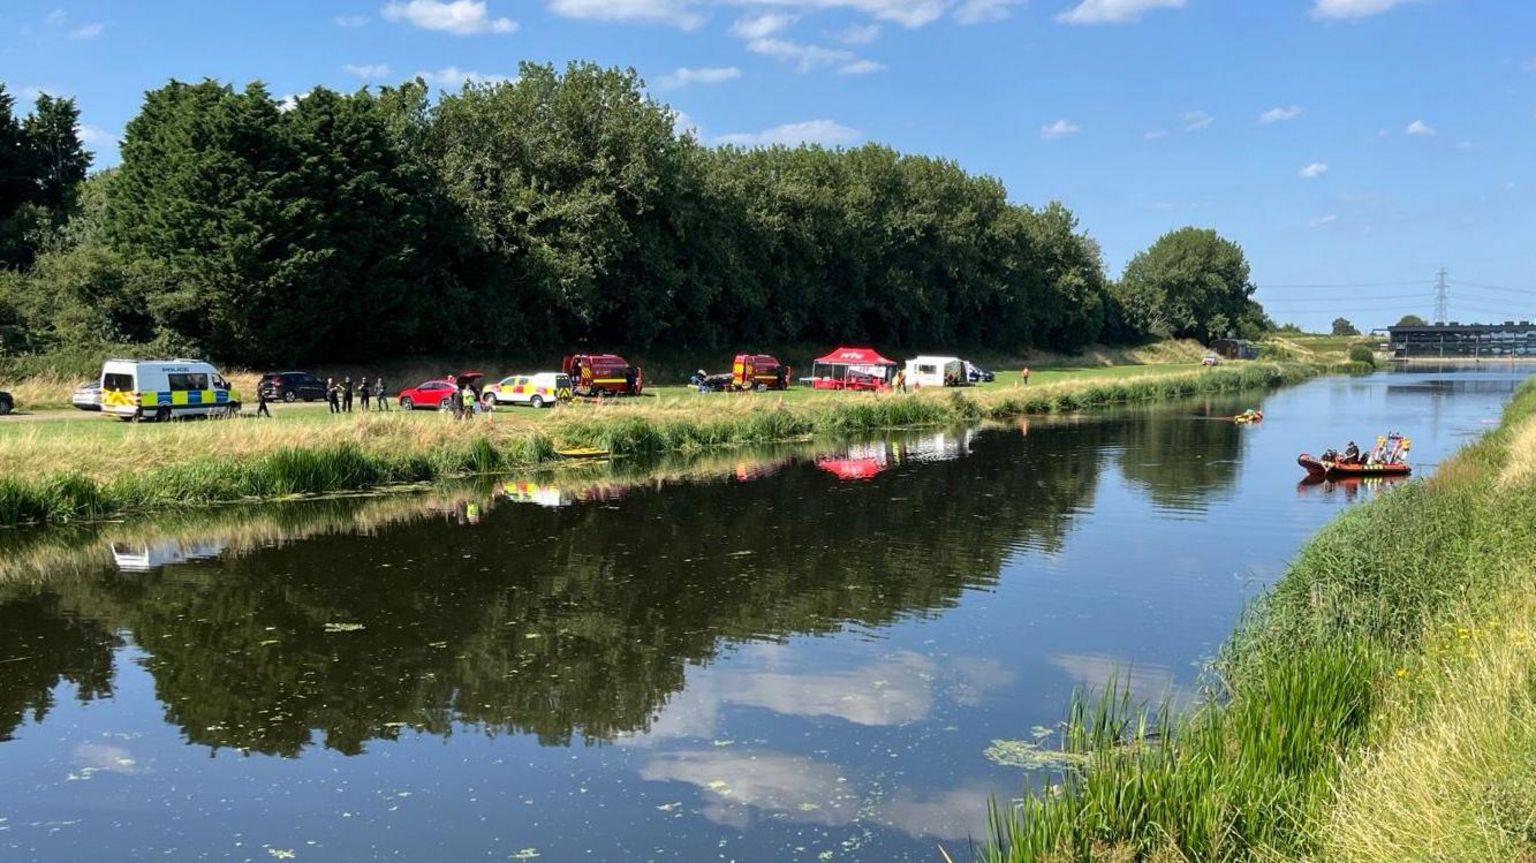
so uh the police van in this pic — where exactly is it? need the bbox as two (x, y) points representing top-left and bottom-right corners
(99, 359), (240, 421)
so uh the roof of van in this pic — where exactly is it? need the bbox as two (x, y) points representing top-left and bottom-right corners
(907, 355), (963, 364)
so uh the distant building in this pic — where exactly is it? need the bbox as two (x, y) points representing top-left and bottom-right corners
(1208, 338), (1259, 360)
(1387, 321), (1536, 358)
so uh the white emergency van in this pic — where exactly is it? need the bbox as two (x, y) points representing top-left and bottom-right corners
(903, 356), (968, 388)
(99, 359), (240, 421)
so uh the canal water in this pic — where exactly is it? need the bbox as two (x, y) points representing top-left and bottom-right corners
(0, 367), (1528, 862)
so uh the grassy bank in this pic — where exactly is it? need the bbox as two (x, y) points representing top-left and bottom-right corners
(976, 375), (1536, 862)
(0, 362), (1324, 527)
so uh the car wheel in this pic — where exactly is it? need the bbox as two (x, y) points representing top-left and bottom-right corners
(283, 391), (297, 403)
(155, 406), (172, 423)
(754, 382), (767, 392)
(400, 396), (414, 411)
(531, 395), (544, 409)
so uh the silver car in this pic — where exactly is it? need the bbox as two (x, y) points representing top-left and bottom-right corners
(72, 380), (102, 411)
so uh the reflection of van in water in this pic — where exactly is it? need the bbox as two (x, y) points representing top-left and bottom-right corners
(99, 359), (240, 422)
(111, 539), (228, 572)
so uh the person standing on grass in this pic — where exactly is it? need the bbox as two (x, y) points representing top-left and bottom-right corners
(327, 378), (341, 414)
(1020, 367), (1031, 387)
(359, 378), (371, 411)
(256, 385), (271, 418)
(342, 377), (354, 413)
(461, 383), (477, 419)
(375, 377), (389, 411)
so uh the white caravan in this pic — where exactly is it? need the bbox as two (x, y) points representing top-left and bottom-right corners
(903, 356), (968, 388)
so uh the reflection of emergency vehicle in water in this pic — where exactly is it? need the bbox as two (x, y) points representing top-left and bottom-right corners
(734, 455), (794, 482)
(732, 354), (791, 391)
(111, 539), (229, 572)
(499, 480), (573, 508)
(562, 354), (643, 397)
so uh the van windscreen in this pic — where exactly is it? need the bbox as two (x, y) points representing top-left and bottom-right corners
(103, 373), (133, 392)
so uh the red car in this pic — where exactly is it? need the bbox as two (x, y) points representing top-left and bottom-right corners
(398, 373), (483, 411)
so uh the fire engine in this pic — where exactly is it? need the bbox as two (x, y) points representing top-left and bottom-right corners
(731, 354), (791, 391)
(562, 353), (643, 397)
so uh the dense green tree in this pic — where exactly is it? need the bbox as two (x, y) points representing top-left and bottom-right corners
(1332, 317), (1360, 336)
(3, 67), (1278, 367)
(1395, 314), (1427, 327)
(1116, 227), (1262, 344)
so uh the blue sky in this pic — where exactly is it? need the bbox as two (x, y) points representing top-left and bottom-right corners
(4, 0), (1534, 330)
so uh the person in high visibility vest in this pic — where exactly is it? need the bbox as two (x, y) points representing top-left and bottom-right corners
(461, 384), (477, 419)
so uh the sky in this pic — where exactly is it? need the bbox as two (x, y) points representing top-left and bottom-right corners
(3, 0), (1534, 331)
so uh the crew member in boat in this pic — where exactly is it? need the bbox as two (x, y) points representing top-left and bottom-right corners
(1342, 440), (1360, 464)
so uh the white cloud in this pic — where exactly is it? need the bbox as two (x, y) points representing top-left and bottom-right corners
(715, 119), (861, 147)
(1405, 119), (1435, 136)
(1259, 105), (1302, 124)
(656, 66), (742, 88)
(730, 12), (797, 38)
(838, 23), (880, 44)
(334, 14), (371, 27)
(1298, 161), (1328, 179)
(68, 22), (104, 40)
(1057, 0), (1185, 25)
(954, 0), (1025, 24)
(1308, 214), (1339, 228)
(1310, 0), (1418, 20)
(638, 750), (858, 829)
(1454, 140), (1479, 151)
(548, 0), (704, 29)
(415, 66), (514, 85)
(78, 125), (116, 148)
(381, 0), (517, 34)
(838, 59), (886, 75)
(746, 37), (856, 72)
(1040, 119), (1081, 139)
(45, 9), (68, 27)
(276, 93), (301, 112)
(672, 109), (700, 136)
(1181, 110), (1213, 131)
(344, 63), (393, 79)
(1143, 129), (1167, 140)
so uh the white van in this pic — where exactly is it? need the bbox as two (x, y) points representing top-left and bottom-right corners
(484, 372), (572, 409)
(99, 359), (240, 421)
(904, 356), (968, 388)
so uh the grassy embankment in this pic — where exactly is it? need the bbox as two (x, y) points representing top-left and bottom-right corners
(1, 340), (1214, 411)
(0, 361), (1326, 527)
(975, 375), (1536, 863)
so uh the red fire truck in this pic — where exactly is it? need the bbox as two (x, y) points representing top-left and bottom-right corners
(731, 354), (791, 391)
(562, 353), (643, 397)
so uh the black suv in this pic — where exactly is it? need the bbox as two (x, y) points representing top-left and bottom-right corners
(257, 371), (327, 402)
(0, 390), (12, 415)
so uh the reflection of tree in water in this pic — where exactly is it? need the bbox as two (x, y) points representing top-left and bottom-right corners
(30, 419), (1121, 757)
(1112, 400), (1247, 511)
(0, 592), (119, 741)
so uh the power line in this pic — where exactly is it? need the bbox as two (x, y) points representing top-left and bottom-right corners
(1256, 279), (1435, 289)
(1448, 280), (1536, 296)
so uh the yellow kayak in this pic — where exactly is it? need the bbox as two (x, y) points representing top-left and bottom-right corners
(554, 446), (609, 459)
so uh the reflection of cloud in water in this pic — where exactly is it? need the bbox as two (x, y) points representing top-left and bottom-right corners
(878, 781), (1007, 842)
(68, 743), (141, 780)
(638, 750), (858, 829)
(1049, 652), (1184, 705)
(628, 650), (1014, 744)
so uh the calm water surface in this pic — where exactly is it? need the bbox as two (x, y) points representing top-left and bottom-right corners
(0, 367), (1528, 862)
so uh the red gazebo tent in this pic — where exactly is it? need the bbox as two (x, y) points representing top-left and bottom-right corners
(810, 347), (898, 391)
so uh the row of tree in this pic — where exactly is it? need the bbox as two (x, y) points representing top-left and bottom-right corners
(0, 65), (1271, 367)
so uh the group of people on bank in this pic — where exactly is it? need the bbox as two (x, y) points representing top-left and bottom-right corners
(323, 377), (391, 414)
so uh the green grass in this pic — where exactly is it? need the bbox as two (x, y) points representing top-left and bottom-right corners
(972, 375), (1536, 863)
